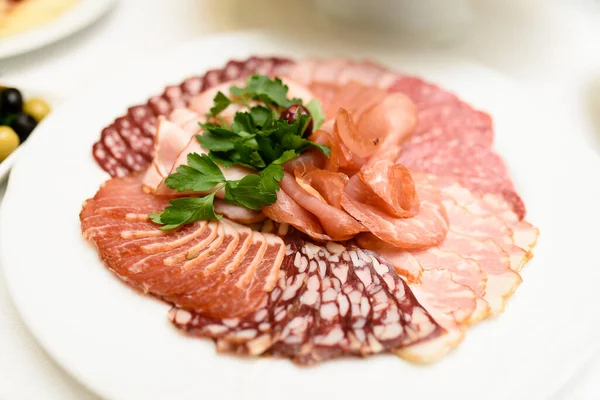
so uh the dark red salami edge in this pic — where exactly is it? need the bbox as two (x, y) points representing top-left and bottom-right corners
(93, 57), (295, 177)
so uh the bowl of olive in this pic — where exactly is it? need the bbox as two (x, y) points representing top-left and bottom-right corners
(0, 85), (54, 180)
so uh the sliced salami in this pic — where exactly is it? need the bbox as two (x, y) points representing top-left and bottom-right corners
(170, 238), (443, 364)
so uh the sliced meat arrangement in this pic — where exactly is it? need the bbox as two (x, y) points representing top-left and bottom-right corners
(93, 57), (294, 177)
(170, 239), (444, 364)
(80, 174), (285, 319)
(83, 56), (539, 366)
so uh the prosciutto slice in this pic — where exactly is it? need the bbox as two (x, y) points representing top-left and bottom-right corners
(342, 174), (448, 249)
(279, 172), (364, 241)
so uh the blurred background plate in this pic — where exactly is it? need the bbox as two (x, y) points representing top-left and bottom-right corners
(0, 0), (117, 59)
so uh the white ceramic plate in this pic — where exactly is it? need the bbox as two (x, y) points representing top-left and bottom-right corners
(0, 85), (61, 181)
(2, 32), (600, 400)
(0, 0), (116, 59)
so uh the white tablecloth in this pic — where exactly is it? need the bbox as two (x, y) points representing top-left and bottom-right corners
(1, 0), (600, 398)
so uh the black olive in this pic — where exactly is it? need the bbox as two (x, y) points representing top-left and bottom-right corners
(281, 104), (313, 137)
(0, 88), (23, 114)
(10, 112), (37, 142)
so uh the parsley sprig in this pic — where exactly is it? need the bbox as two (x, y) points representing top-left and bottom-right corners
(149, 74), (329, 230)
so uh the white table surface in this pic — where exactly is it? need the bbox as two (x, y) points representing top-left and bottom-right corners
(1, 0), (600, 398)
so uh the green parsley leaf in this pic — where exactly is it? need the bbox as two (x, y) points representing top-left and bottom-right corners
(306, 99), (325, 131)
(279, 132), (330, 157)
(259, 164), (285, 191)
(196, 132), (236, 152)
(209, 91), (231, 116)
(231, 142), (266, 169)
(250, 106), (274, 128)
(149, 193), (222, 230)
(150, 74), (332, 230)
(231, 112), (256, 135)
(224, 164), (284, 210)
(231, 75), (295, 108)
(164, 153), (225, 192)
(272, 149), (299, 165)
(208, 151), (235, 167)
(306, 141), (331, 157)
(280, 132), (306, 150)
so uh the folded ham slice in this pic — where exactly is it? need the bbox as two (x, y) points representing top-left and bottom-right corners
(142, 117), (195, 193)
(343, 174), (448, 249)
(279, 172), (364, 241)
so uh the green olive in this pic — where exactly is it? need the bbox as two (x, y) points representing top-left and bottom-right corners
(0, 126), (20, 161)
(23, 98), (51, 122)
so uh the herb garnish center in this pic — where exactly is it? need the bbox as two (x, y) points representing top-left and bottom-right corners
(150, 74), (328, 230)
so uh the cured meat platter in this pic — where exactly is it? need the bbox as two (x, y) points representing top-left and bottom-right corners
(1, 32), (599, 400)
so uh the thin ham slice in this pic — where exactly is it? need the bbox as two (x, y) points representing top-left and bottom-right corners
(154, 136), (253, 197)
(262, 189), (332, 242)
(296, 169), (348, 210)
(168, 108), (203, 135)
(214, 199), (265, 224)
(80, 174), (285, 319)
(142, 117), (195, 193)
(359, 160), (419, 218)
(342, 174), (448, 249)
(279, 172), (364, 241)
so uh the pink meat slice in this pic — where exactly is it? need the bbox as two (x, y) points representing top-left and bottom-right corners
(213, 199), (265, 224)
(342, 174), (448, 249)
(263, 189), (332, 242)
(426, 175), (538, 270)
(280, 60), (525, 219)
(389, 76), (525, 219)
(80, 174), (285, 319)
(168, 108), (203, 135)
(279, 172), (364, 241)
(142, 117), (196, 193)
(358, 175), (526, 317)
(440, 232), (521, 315)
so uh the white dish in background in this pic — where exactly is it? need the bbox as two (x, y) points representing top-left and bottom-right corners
(0, 0), (117, 59)
(1, 31), (600, 400)
(314, 0), (474, 42)
(0, 86), (61, 181)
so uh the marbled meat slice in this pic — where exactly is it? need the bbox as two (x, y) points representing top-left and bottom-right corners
(175, 230), (286, 318)
(94, 56), (294, 176)
(80, 174), (285, 319)
(389, 76), (525, 218)
(358, 170), (534, 317)
(427, 175), (539, 267)
(440, 232), (521, 315)
(170, 239), (445, 364)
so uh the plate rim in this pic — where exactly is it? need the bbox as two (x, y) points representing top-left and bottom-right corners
(0, 0), (117, 59)
(2, 30), (600, 400)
